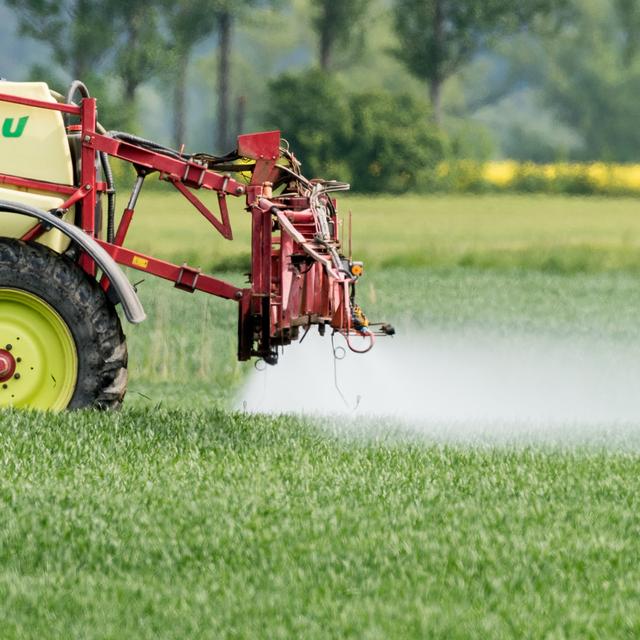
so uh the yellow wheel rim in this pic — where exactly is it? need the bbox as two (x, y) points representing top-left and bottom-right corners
(0, 288), (78, 411)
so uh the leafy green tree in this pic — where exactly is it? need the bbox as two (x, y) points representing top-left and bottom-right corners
(266, 70), (445, 192)
(212, 1), (280, 152)
(537, 0), (640, 161)
(348, 91), (445, 192)
(266, 70), (354, 180)
(7, 0), (162, 129)
(392, 0), (563, 125)
(111, 1), (162, 118)
(309, 0), (370, 70)
(6, 0), (112, 79)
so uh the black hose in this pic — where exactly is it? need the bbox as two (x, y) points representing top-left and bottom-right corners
(100, 151), (116, 243)
(65, 80), (117, 242)
(108, 131), (190, 161)
(66, 79), (90, 104)
(64, 80), (90, 127)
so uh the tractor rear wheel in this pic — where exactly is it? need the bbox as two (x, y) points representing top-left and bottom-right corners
(0, 239), (128, 410)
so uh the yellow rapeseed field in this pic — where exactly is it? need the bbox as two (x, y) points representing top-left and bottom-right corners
(480, 161), (640, 194)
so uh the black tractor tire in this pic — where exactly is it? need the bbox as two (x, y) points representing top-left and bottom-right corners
(0, 238), (128, 410)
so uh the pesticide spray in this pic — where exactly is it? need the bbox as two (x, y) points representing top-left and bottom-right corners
(237, 327), (640, 447)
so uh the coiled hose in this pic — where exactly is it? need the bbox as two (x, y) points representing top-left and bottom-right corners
(64, 81), (117, 243)
(99, 150), (116, 243)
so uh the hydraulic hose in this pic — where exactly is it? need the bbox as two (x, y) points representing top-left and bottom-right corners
(95, 124), (117, 243)
(64, 80), (117, 242)
(65, 79), (90, 105)
(64, 80), (90, 129)
(108, 131), (190, 161)
(99, 151), (116, 242)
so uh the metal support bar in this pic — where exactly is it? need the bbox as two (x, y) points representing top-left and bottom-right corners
(97, 240), (242, 301)
(171, 179), (233, 240)
(79, 97), (97, 275)
(0, 172), (76, 195)
(0, 92), (81, 115)
(88, 134), (245, 198)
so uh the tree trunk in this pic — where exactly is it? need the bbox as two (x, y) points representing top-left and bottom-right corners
(429, 0), (444, 126)
(319, 7), (331, 71)
(217, 10), (232, 152)
(428, 78), (442, 127)
(122, 13), (141, 109)
(72, 0), (89, 79)
(121, 72), (138, 132)
(236, 95), (247, 137)
(124, 76), (137, 104)
(173, 51), (189, 148)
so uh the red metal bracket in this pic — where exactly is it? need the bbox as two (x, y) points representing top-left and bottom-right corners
(182, 162), (207, 188)
(238, 131), (281, 186)
(58, 184), (91, 211)
(237, 131), (280, 160)
(20, 223), (46, 243)
(171, 179), (233, 240)
(175, 263), (201, 292)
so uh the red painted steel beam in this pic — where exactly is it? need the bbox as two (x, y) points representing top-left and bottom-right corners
(20, 224), (45, 242)
(96, 240), (243, 301)
(171, 179), (233, 240)
(58, 185), (91, 211)
(0, 92), (81, 115)
(87, 134), (246, 198)
(79, 98), (97, 275)
(0, 172), (76, 195)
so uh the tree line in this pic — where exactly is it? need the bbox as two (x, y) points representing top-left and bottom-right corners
(6, 0), (640, 191)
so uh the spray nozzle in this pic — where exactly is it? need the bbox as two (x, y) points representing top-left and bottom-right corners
(381, 324), (395, 336)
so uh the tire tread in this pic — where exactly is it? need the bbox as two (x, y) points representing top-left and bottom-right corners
(0, 238), (127, 409)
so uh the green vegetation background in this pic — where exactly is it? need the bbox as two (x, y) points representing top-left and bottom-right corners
(4, 0), (640, 175)
(4, 193), (640, 638)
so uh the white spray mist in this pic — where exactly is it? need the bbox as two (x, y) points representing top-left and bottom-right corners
(236, 328), (640, 445)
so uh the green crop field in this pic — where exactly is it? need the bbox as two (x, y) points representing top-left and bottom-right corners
(3, 194), (640, 638)
(128, 190), (640, 272)
(4, 411), (640, 639)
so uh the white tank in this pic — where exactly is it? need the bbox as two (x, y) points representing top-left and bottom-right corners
(0, 81), (76, 252)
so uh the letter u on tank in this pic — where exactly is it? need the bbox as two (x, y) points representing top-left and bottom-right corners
(2, 116), (29, 138)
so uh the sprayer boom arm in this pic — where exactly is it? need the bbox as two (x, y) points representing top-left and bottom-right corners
(0, 83), (390, 366)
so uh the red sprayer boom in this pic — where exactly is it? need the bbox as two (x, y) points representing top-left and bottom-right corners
(0, 82), (393, 370)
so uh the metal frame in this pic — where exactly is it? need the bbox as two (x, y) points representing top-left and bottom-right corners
(0, 90), (384, 364)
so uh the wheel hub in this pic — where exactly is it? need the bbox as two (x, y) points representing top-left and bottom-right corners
(0, 348), (16, 382)
(0, 288), (78, 410)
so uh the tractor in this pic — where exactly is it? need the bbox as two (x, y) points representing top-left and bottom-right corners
(0, 80), (393, 411)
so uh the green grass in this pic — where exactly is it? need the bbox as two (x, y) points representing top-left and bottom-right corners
(4, 193), (640, 637)
(124, 276), (248, 408)
(2, 410), (640, 639)
(128, 190), (640, 272)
